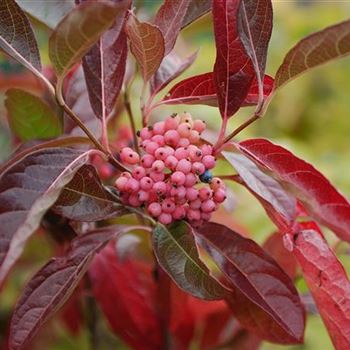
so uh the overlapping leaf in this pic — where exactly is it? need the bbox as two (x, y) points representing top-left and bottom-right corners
(16, 0), (74, 30)
(0, 148), (93, 285)
(154, 0), (190, 55)
(5, 89), (62, 141)
(152, 221), (227, 300)
(195, 222), (305, 344)
(181, 0), (211, 29)
(237, 138), (350, 243)
(53, 165), (127, 221)
(291, 222), (350, 349)
(275, 19), (350, 88)
(0, 0), (41, 77)
(125, 15), (165, 82)
(9, 227), (124, 350)
(163, 73), (273, 107)
(222, 151), (296, 228)
(49, 1), (123, 78)
(151, 52), (198, 95)
(78, 0), (130, 120)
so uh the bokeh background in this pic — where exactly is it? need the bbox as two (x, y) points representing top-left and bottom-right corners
(1, 1), (350, 349)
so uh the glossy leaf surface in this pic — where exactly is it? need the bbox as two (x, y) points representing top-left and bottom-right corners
(152, 221), (226, 300)
(5, 88), (62, 141)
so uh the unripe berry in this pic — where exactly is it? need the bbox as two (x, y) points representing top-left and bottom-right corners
(125, 178), (140, 192)
(201, 144), (213, 156)
(150, 171), (165, 182)
(148, 202), (162, 217)
(152, 160), (165, 172)
(140, 176), (153, 190)
(145, 141), (159, 155)
(174, 147), (189, 160)
(189, 198), (202, 210)
(172, 206), (186, 220)
(141, 154), (155, 168)
(171, 171), (186, 186)
(171, 185), (186, 199)
(129, 193), (142, 207)
(180, 112), (193, 126)
(199, 187), (212, 201)
(177, 122), (192, 138)
(132, 166), (146, 180)
(188, 146), (202, 162)
(158, 213), (172, 225)
(165, 155), (178, 170)
(192, 162), (205, 175)
(140, 127), (153, 140)
(164, 146), (175, 156)
(201, 199), (216, 213)
(154, 147), (168, 161)
(202, 155), (216, 169)
(187, 208), (201, 221)
(153, 181), (167, 195)
(186, 188), (199, 201)
(153, 121), (165, 135)
(193, 119), (206, 133)
(189, 130), (200, 144)
(176, 159), (192, 174)
(151, 134), (165, 146)
(120, 171), (132, 179)
(210, 177), (225, 190)
(162, 198), (176, 213)
(178, 138), (190, 147)
(201, 212), (212, 221)
(138, 190), (149, 202)
(213, 188), (226, 203)
(185, 173), (197, 187)
(164, 130), (180, 147)
(164, 115), (179, 130)
(115, 176), (128, 191)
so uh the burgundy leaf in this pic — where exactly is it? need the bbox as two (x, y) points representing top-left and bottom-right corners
(195, 222), (305, 343)
(229, 329), (261, 350)
(0, 0), (41, 76)
(78, 0), (130, 120)
(163, 72), (273, 107)
(222, 151), (296, 228)
(9, 227), (124, 350)
(275, 19), (350, 89)
(154, 0), (190, 55)
(0, 148), (94, 285)
(89, 244), (162, 350)
(16, 0), (74, 30)
(291, 222), (350, 349)
(53, 165), (127, 221)
(237, 138), (350, 243)
(181, 0), (211, 29)
(150, 51), (198, 95)
(212, 0), (253, 118)
(152, 221), (227, 300)
(125, 15), (165, 82)
(237, 0), (273, 105)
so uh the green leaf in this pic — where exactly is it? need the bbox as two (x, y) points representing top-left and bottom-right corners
(5, 89), (62, 141)
(152, 221), (226, 300)
(49, 1), (125, 79)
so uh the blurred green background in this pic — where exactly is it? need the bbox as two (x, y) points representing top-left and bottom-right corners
(1, 1), (350, 349)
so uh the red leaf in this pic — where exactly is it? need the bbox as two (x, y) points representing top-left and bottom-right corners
(78, 0), (130, 120)
(163, 72), (273, 107)
(237, 138), (350, 243)
(291, 222), (350, 349)
(212, 0), (272, 118)
(154, 0), (191, 55)
(89, 244), (162, 350)
(9, 227), (124, 349)
(60, 287), (83, 336)
(181, 0), (211, 29)
(195, 222), (305, 344)
(150, 51), (198, 95)
(0, 148), (94, 285)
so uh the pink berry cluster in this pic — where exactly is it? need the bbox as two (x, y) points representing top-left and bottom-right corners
(114, 112), (226, 226)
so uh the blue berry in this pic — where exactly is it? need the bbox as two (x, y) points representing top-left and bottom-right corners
(199, 170), (213, 183)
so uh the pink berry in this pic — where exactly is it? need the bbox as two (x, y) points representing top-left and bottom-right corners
(152, 134), (165, 146)
(193, 119), (206, 133)
(174, 147), (189, 160)
(177, 123), (192, 138)
(187, 208), (201, 221)
(148, 202), (162, 217)
(189, 130), (200, 144)
(153, 181), (167, 195)
(164, 130), (180, 147)
(189, 198), (202, 210)
(132, 166), (146, 180)
(165, 155), (178, 171)
(129, 193), (142, 207)
(158, 213), (173, 225)
(172, 206), (186, 220)
(180, 112), (193, 126)
(140, 127), (153, 140)
(145, 141), (159, 155)
(164, 115), (179, 130)
(125, 178), (140, 192)
(213, 188), (226, 203)
(185, 173), (197, 187)
(152, 160), (165, 172)
(201, 199), (216, 213)
(115, 176), (128, 191)
(138, 190), (149, 202)
(199, 187), (212, 201)
(141, 154), (155, 168)
(140, 177), (153, 190)
(176, 159), (192, 174)
(171, 186), (186, 199)
(188, 146), (202, 162)
(201, 144), (213, 156)
(201, 212), (212, 221)
(178, 138), (190, 147)
(164, 146), (175, 156)
(210, 177), (225, 191)
(171, 171), (186, 186)
(186, 188), (199, 201)
(202, 155), (216, 169)
(154, 147), (168, 160)
(150, 171), (165, 182)
(153, 121), (165, 135)
(162, 199), (176, 213)
(119, 192), (129, 205)
(192, 162), (205, 175)
(120, 171), (132, 179)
